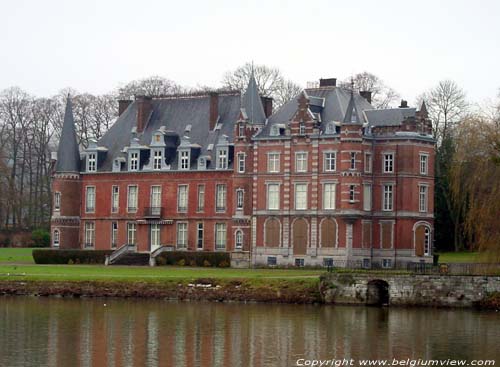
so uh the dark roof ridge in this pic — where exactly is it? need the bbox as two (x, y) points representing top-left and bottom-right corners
(133, 89), (241, 101)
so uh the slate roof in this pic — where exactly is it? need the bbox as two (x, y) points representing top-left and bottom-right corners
(242, 74), (266, 124)
(96, 92), (241, 171)
(55, 98), (80, 173)
(364, 108), (416, 126)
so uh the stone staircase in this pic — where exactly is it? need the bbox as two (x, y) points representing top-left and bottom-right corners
(106, 244), (150, 266)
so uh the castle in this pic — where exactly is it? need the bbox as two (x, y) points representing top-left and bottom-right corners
(50, 75), (435, 267)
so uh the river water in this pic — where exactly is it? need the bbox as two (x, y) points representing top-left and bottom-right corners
(0, 296), (498, 367)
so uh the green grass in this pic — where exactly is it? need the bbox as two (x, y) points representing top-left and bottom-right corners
(438, 251), (482, 263)
(0, 248), (35, 264)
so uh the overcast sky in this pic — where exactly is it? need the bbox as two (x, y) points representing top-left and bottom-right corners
(1, 0), (499, 105)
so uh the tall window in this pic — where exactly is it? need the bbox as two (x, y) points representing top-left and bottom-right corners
(216, 184), (226, 212)
(196, 223), (204, 249)
(324, 152), (336, 172)
(215, 223), (226, 250)
(384, 153), (394, 173)
(295, 152), (307, 172)
(177, 223), (188, 249)
(235, 230), (243, 249)
(150, 185), (162, 215)
(424, 227), (431, 255)
(85, 186), (95, 213)
(236, 189), (244, 210)
(420, 154), (428, 175)
(267, 184), (280, 210)
(237, 153), (245, 173)
(363, 184), (372, 211)
(151, 224), (160, 249)
(84, 222), (95, 248)
(323, 183), (336, 210)
(127, 185), (138, 212)
(217, 148), (228, 169)
(365, 152), (372, 173)
(87, 153), (96, 172)
(350, 152), (356, 170)
(383, 185), (393, 211)
(54, 192), (61, 211)
(153, 150), (163, 170)
(111, 222), (118, 248)
(349, 185), (355, 202)
(179, 150), (190, 170)
(267, 153), (280, 173)
(53, 229), (60, 247)
(295, 184), (307, 210)
(197, 185), (205, 212)
(419, 185), (428, 212)
(129, 152), (139, 171)
(177, 185), (188, 212)
(239, 124), (245, 137)
(111, 186), (119, 213)
(127, 223), (136, 245)
(299, 122), (305, 135)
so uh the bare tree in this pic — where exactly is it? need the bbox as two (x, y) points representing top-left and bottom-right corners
(341, 71), (399, 109)
(116, 76), (184, 98)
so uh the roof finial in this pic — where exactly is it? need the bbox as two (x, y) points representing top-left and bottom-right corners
(350, 77), (355, 98)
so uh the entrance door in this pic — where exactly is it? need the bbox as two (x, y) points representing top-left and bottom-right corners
(293, 218), (308, 255)
(150, 224), (161, 252)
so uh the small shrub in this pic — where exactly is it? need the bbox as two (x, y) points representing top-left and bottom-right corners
(189, 260), (196, 267)
(155, 251), (230, 268)
(156, 256), (166, 266)
(177, 259), (186, 266)
(203, 260), (211, 267)
(31, 229), (51, 248)
(218, 260), (230, 268)
(67, 259), (74, 265)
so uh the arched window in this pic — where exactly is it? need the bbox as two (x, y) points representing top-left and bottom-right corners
(53, 229), (60, 247)
(293, 218), (308, 255)
(235, 230), (243, 249)
(414, 223), (432, 256)
(320, 218), (337, 248)
(264, 218), (280, 247)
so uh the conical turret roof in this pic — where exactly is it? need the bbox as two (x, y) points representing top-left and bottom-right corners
(55, 97), (80, 173)
(242, 73), (266, 124)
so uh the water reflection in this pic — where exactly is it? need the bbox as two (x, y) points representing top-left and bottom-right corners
(0, 297), (499, 367)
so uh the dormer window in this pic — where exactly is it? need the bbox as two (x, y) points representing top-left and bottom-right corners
(87, 153), (97, 172)
(180, 150), (190, 170)
(217, 148), (228, 169)
(351, 108), (357, 123)
(270, 125), (279, 136)
(325, 122), (335, 134)
(198, 157), (206, 170)
(299, 123), (306, 135)
(129, 152), (139, 171)
(153, 150), (163, 170)
(239, 124), (245, 137)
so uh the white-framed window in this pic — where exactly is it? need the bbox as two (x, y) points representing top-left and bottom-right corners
(323, 183), (336, 210)
(267, 184), (280, 210)
(239, 124), (245, 137)
(295, 183), (307, 210)
(236, 189), (244, 210)
(153, 150), (163, 170)
(54, 192), (61, 211)
(267, 153), (280, 173)
(216, 184), (226, 212)
(151, 223), (160, 249)
(111, 186), (119, 213)
(53, 229), (60, 247)
(87, 153), (97, 172)
(179, 150), (190, 170)
(363, 184), (372, 211)
(215, 223), (226, 250)
(150, 185), (162, 215)
(129, 152), (139, 171)
(349, 185), (355, 202)
(324, 152), (336, 172)
(383, 184), (393, 211)
(217, 148), (228, 169)
(237, 153), (245, 173)
(177, 185), (188, 212)
(111, 222), (118, 248)
(127, 222), (136, 245)
(350, 152), (356, 170)
(419, 185), (428, 213)
(299, 122), (305, 135)
(420, 154), (428, 175)
(197, 185), (205, 212)
(424, 227), (431, 256)
(235, 230), (243, 249)
(127, 185), (138, 213)
(383, 153), (394, 173)
(364, 152), (372, 173)
(196, 222), (204, 249)
(176, 222), (188, 249)
(85, 186), (95, 213)
(295, 152), (307, 172)
(84, 222), (95, 248)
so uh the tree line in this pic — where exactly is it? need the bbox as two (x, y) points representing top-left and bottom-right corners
(0, 63), (498, 257)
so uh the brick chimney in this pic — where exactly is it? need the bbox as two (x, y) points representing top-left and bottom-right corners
(399, 99), (408, 108)
(319, 78), (337, 87)
(209, 92), (218, 130)
(360, 91), (372, 104)
(261, 96), (273, 118)
(118, 99), (132, 116)
(136, 96), (152, 133)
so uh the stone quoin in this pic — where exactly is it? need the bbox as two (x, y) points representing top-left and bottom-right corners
(50, 74), (435, 267)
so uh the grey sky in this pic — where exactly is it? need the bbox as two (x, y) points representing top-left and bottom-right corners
(1, 0), (499, 105)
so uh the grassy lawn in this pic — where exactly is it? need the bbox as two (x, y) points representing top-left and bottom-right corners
(0, 248), (35, 264)
(438, 251), (482, 263)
